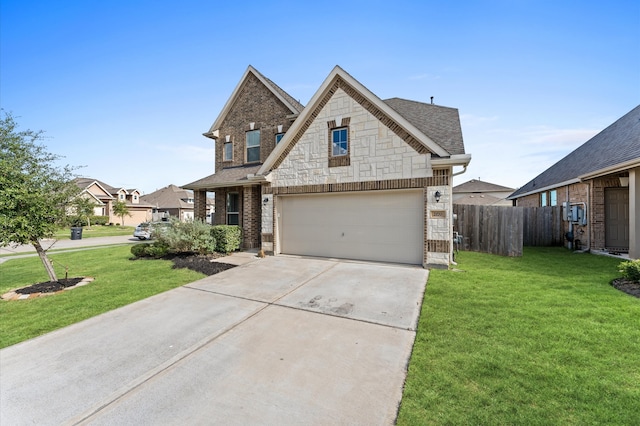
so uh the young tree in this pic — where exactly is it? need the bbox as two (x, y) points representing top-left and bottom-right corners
(0, 111), (79, 282)
(112, 200), (130, 226)
(72, 196), (96, 228)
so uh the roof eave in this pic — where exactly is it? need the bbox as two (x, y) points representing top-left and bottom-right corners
(507, 178), (581, 200)
(578, 158), (640, 180)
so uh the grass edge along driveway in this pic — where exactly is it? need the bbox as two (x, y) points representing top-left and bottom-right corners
(397, 247), (640, 425)
(0, 245), (204, 348)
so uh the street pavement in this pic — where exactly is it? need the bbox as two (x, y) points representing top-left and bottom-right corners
(1, 255), (428, 425)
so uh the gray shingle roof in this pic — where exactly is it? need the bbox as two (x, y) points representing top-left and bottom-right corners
(510, 105), (640, 198)
(383, 98), (466, 156)
(453, 179), (515, 193)
(141, 184), (194, 209)
(183, 164), (263, 190)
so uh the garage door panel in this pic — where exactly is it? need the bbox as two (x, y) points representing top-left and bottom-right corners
(279, 191), (423, 265)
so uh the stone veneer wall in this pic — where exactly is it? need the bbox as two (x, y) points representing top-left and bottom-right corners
(269, 88), (431, 187)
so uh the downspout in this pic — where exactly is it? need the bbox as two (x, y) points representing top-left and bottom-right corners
(452, 164), (468, 177)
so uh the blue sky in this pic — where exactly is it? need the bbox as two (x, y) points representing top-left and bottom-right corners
(2, 0), (638, 194)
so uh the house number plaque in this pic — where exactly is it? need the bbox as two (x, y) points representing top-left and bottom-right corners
(430, 210), (446, 218)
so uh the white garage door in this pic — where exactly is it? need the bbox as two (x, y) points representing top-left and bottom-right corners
(279, 190), (423, 265)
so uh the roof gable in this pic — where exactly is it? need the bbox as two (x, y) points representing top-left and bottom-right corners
(454, 179), (515, 193)
(205, 66), (304, 136)
(258, 66), (452, 175)
(141, 184), (194, 209)
(510, 105), (640, 198)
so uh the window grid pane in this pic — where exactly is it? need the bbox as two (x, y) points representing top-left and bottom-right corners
(332, 128), (348, 156)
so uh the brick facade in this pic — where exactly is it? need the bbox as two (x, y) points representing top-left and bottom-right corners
(215, 72), (296, 173)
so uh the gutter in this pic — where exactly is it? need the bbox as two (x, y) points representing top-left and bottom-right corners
(507, 178), (581, 200)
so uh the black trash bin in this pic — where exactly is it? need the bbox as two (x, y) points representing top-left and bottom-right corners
(70, 227), (83, 240)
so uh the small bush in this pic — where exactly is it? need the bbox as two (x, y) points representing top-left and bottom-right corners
(156, 219), (216, 255)
(618, 259), (640, 282)
(91, 215), (109, 226)
(130, 244), (149, 258)
(211, 225), (242, 254)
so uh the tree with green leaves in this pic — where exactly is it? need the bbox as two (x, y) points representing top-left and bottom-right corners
(72, 196), (97, 228)
(112, 200), (130, 226)
(0, 111), (79, 282)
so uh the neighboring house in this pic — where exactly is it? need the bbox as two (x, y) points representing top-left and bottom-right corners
(74, 178), (154, 226)
(141, 184), (214, 222)
(453, 179), (515, 206)
(508, 105), (640, 259)
(184, 66), (471, 268)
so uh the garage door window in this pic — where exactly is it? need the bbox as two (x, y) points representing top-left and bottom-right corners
(227, 193), (239, 225)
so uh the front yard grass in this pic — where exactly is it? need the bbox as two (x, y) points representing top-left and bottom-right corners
(0, 245), (204, 348)
(53, 225), (134, 240)
(398, 247), (640, 425)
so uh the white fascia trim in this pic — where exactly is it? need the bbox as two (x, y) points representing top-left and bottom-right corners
(578, 158), (640, 180)
(258, 65), (450, 176)
(431, 154), (472, 167)
(185, 181), (258, 191)
(506, 178), (581, 200)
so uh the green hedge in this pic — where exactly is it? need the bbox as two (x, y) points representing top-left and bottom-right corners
(90, 215), (109, 226)
(211, 225), (242, 254)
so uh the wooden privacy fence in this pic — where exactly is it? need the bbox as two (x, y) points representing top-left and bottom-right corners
(453, 205), (563, 257)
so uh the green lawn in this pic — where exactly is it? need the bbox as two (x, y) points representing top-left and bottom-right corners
(0, 245), (204, 348)
(398, 247), (640, 425)
(53, 225), (135, 240)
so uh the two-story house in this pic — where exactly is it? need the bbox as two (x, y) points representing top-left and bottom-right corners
(184, 66), (471, 268)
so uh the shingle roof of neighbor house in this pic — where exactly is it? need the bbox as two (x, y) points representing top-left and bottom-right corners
(509, 105), (640, 199)
(453, 179), (515, 193)
(141, 184), (194, 209)
(383, 98), (466, 156)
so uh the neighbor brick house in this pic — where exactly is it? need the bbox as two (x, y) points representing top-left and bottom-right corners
(508, 105), (640, 259)
(185, 66), (471, 267)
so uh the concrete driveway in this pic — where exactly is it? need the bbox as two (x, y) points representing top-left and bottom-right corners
(1, 255), (428, 425)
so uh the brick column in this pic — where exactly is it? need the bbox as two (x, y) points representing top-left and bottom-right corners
(242, 185), (261, 249)
(193, 190), (207, 221)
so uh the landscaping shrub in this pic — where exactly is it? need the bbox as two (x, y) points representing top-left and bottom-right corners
(156, 219), (216, 255)
(211, 225), (242, 253)
(618, 259), (640, 282)
(91, 215), (109, 226)
(130, 243), (148, 258)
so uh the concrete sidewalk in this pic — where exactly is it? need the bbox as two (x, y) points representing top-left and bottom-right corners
(1, 255), (428, 425)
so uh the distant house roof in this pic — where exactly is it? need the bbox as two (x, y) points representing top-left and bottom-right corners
(383, 98), (466, 156)
(510, 105), (640, 199)
(454, 179), (515, 193)
(141, 184), (194, 209)
(183, 164), (263, 190)
(454, 193), (504, 206)
(74, 177), (153, 208)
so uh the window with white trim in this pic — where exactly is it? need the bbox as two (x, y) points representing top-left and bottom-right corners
(223, 141), (233, 161)
(246, 130), (260, 163)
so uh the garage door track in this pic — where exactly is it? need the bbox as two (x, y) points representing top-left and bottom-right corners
(1, 256), (428, 425)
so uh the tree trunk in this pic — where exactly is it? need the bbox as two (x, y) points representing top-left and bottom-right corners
(33, 240), (58, 282)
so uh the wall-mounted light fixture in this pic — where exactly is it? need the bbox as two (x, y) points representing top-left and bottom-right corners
(263, 197), (269, 205)
(434, 191), (441, 203)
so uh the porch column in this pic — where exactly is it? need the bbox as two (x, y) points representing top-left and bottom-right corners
(193, 190), (207, 222)
(630, 168), (640, 260)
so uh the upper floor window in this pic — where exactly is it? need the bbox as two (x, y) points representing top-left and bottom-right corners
(119, 194), (125, 200)
(246, 130), (260, 163)
(275, 133), (285, 144)
(223, 141), (233, 161)
(331, 128), (348, 156)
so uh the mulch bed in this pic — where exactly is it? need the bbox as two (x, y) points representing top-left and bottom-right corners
(3, 253), (236, 301)
(611, 278), (640, 298)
